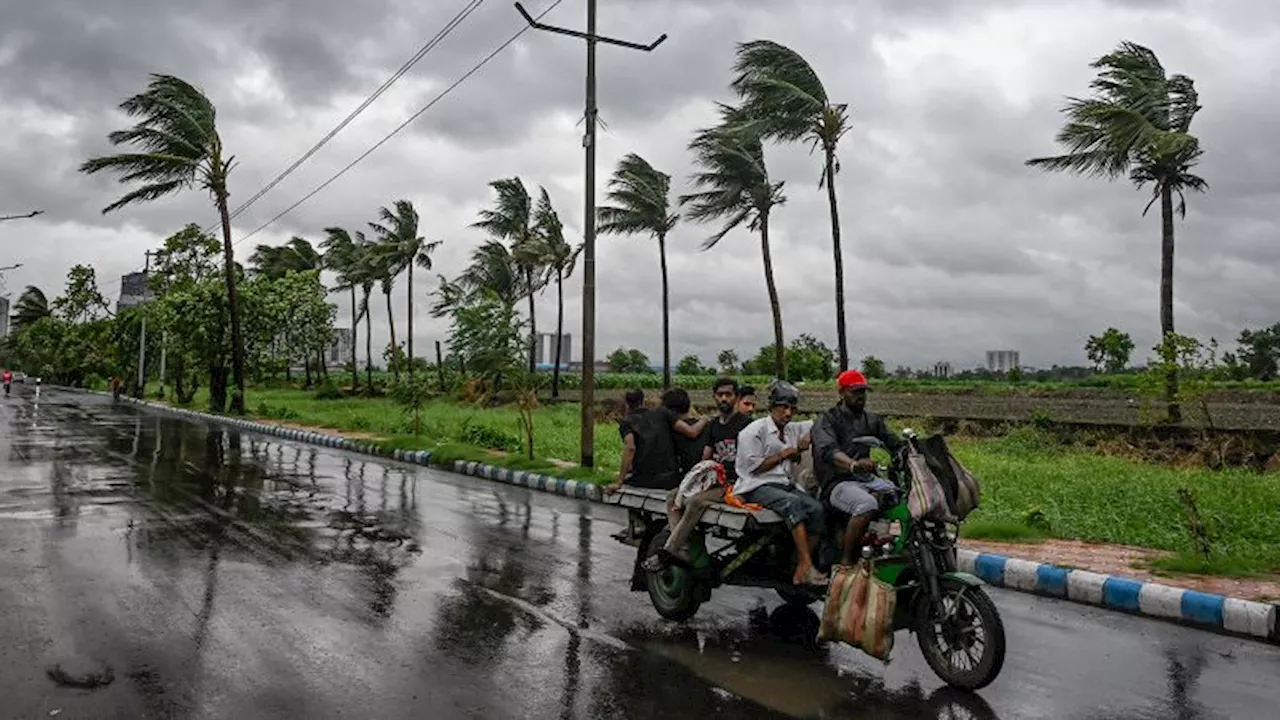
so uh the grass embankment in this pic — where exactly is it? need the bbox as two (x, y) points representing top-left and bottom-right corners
(156, 385), (1280, 578)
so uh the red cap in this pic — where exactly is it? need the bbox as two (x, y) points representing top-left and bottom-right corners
(837, 369), (868, 390)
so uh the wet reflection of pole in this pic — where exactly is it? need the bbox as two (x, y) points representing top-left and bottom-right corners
(130, 414), (142, 458)
(1163, 647), (1208, 720)
(558, 510), (593, 720)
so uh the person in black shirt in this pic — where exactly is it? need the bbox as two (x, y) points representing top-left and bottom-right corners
(811, 370), (904, 564)
(615, 388), (647, 485)
(609, 387), (709, 493)
(645, 378), (752, 569)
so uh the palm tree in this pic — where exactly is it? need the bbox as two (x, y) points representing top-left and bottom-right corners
(681, 105), (788, 378)
(454, 240), (524, 310)
(472, 178), (543, 374)
(80, 74), (249, 414)
(322, 228), (369, 392)
(730, 40), (851, 370)
(250, 237), (322, 280)
(597, 153), (680, 388)
(535, 188), (581, 397)
(1027, 41), (1207, 423)
(11, 286), (51, 332)
(369, 200), (441, 379)
(368, 240), (402, 382)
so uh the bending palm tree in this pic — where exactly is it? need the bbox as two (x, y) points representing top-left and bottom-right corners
(11, 286), (51, 332)
(251, 237), (322, 280)
(597, 153), (680, 388)
(535, 188), (581, 397)
(1027, 41), (1207, 423)
(80, 74), (249, 414)
(369, 200), (441, 379)
(322, 228), (368, 392)
(370, 241), (402, 381)
(473, 178), (543, 374)
(682, 105), (788, 378)
(731, 40), (851, 369)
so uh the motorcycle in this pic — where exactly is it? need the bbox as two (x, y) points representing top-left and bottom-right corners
(606, 429), (1006, 691)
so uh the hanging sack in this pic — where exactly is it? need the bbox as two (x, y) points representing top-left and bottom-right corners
(906, 443), (955, 522)
(817, 561), (897, 661)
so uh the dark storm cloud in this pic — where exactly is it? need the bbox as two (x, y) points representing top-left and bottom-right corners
(2, 0), (1278, 370)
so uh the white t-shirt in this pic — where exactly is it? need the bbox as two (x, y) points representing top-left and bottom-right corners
(733, 416), (810, 496)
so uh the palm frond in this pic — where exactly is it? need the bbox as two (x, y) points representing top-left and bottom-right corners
(730, 39), (832, 143)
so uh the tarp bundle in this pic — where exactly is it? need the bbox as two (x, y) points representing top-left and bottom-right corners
(906, 434), (981, 522)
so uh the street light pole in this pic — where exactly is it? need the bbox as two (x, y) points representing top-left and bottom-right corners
(514, 1), (666, 468)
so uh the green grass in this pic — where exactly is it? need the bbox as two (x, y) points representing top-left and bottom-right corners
(152, 383), (1280, 577)
(952, 427), (1280, 577)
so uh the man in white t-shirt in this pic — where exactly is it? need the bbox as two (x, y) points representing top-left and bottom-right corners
(734, 381), (827, 587)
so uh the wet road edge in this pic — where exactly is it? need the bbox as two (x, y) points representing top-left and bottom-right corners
(66, 387), (1280, 647)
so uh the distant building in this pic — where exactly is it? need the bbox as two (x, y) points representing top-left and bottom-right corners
(986, 350), (1020, 373)
(0, 296), (9, 338)
(117, 271), (151, 313)
(534, 332), (572, 369)
(326, 327), (355, 368)
(933, 361), (953, 378)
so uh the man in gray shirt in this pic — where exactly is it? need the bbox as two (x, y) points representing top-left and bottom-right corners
(733, 382), (827, 587)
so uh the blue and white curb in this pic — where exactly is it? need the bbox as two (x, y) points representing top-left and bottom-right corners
(958, 550), (1279, 644)
(450, 460), (603, 503)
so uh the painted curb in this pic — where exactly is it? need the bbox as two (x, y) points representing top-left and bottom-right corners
(958, 550), (1279, 644)
(62, 386), (1280, 644)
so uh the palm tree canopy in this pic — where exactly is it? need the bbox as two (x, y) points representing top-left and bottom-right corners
(680, 104), (787, 250)
(80, 74), (230, 213)
(11, 285), (50, 332)
(535, 187), (581, 281)
(456, 239), (523, 308)
(472, 178), (532, 242)
(250, 236), (321, 279)
(368, 199), (442, 274)
(729, 39), (850, 156)
(1026, 41), (1207, 215)
(597, 153), (679, 240)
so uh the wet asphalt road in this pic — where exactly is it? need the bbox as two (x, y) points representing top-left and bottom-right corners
(2, 389), (1279, 720)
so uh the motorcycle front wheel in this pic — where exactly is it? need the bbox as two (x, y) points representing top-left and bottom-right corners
(916, 577), (1006, 691)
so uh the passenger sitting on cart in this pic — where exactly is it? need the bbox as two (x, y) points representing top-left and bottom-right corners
(811, 369), (904, 565)
(608, 388), (710, 493)
(644, 377), (755, 570)
(733, 381), (827, 587)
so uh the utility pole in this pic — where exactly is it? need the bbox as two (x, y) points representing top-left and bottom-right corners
(514, 1), (666, 468)
(136, 250), (152, 399)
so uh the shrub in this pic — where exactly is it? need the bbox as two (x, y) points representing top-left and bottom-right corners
(313, 379), (344, 400)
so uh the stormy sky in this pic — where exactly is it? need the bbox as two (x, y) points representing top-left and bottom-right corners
(2, 0), (1277, 372)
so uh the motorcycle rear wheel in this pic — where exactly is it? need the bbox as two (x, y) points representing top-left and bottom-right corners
(644, 533), (703, 621)
(916, 578), (1006, 690)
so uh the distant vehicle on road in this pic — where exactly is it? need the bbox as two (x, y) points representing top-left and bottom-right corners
(12, 371), (26, 384)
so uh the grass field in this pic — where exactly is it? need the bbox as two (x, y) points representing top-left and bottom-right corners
(154, 385), (1280, 578)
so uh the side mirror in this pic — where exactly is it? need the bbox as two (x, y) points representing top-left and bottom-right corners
(902, 427), (917, 439)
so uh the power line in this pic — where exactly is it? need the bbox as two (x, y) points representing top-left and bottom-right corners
(210, 0), (488, 232)
(230, 0), (565, 250)
(94, 0), (534, 296)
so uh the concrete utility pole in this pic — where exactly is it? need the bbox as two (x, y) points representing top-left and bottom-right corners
(514, 1), (666, 468)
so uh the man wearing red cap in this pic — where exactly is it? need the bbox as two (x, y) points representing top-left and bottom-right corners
(811, 369), (904, 565)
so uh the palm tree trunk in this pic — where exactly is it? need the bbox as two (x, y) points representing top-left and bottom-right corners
(825, 146), (849, 371)
(215, 185), (247, 414)
(1160, 183), (1180, 424)
(659, 232), (671, 389)
(552, 267), (564, 398)
(349, 287), (360, 392)
(364, 296), (373, 390)
(385, 289), (399, 381)
(406, 263), (414, 380)
(526, 269), (537, 375)
(758, 212), (786, 379)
